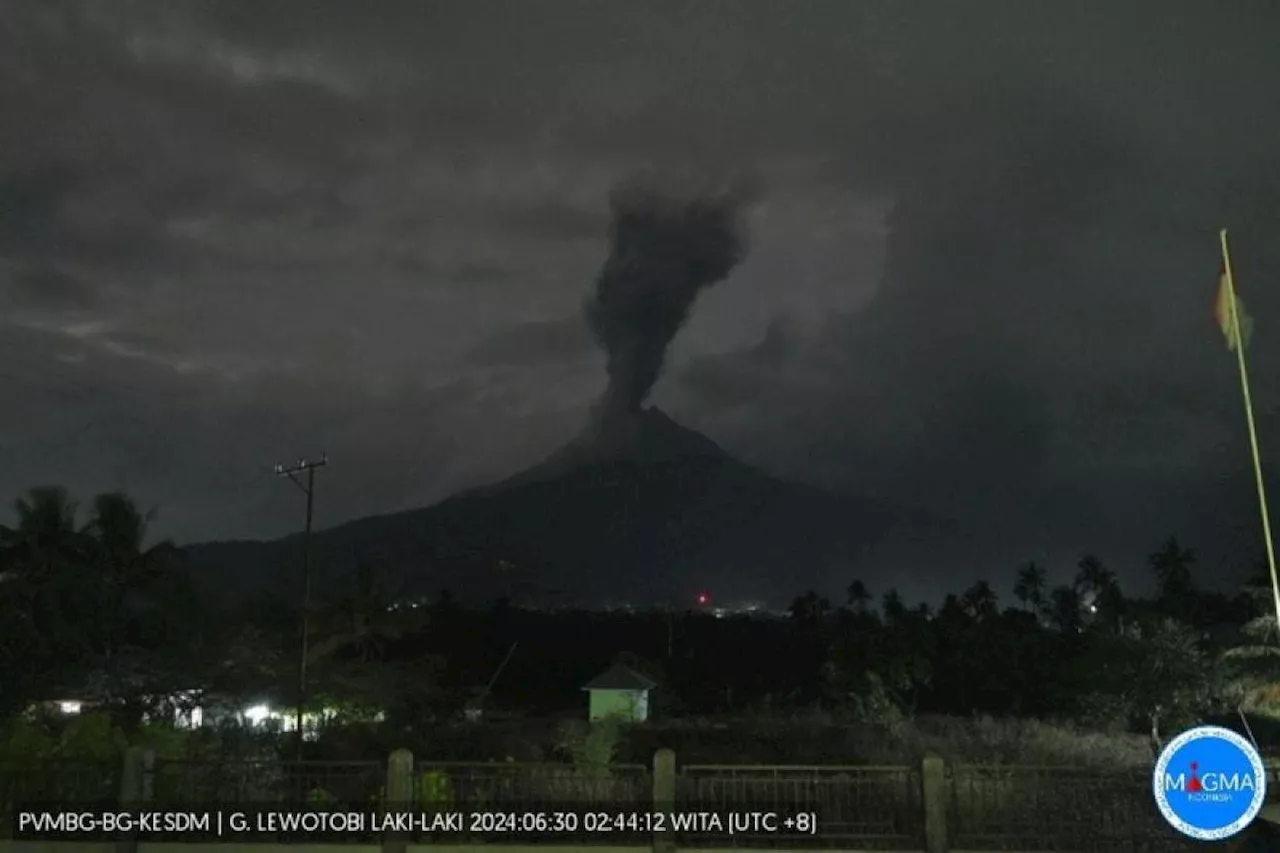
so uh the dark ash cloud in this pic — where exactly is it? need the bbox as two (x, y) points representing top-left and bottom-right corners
(587, 177), (753, 423)
(2, 0), (1280, 601)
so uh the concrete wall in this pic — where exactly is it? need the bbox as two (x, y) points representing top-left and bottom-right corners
(587, 689), (647, 722)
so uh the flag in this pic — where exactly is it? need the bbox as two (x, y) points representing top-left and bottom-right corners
(1215, 269), (1254, 351)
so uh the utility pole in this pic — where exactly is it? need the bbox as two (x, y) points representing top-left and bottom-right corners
(274, 454), (327, 760)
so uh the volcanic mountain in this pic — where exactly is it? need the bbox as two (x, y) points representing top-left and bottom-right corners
(184, 408), (943, 608)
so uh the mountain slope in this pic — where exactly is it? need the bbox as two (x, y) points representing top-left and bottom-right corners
(184, 409), (944, 607)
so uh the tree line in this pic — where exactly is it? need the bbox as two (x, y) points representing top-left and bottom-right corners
(3, 486), (1277, 753)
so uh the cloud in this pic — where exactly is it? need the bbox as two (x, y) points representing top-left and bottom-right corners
(2, 263), (99, 310)
(2, 0), (1280, 600)
(467, 315), (596, 367)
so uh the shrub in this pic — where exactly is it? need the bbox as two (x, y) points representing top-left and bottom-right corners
(0, 716), (56, 762)
(557, 717), (622, 776)
(418, 768), (454, 808)
(59, 712), (126, 761)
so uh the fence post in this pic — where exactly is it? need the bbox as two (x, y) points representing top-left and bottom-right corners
(383, 748), (413, 853)
(652, 749), (676, 853)
(115, 746), (151, 853)
(139, 747), (155, 801)
(921, 753), (947, 853)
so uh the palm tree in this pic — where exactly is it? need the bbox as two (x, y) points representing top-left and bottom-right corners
(309, 563), (432, 715)
(1074, 554), (1123, 627)
(83, 493), (182, 599)
(960, 581), (999, 621)
(81, 493), (187, 658)
(311, 563), (416, 665)
(1222, 569), (1280, 704)
(3, 486), (86, 580)
(3, 487), (96, 656)
(1048, 585), (1083, 632)
(788, 590), (830, 624)
(11, 486), (79, 545)
(2, 487), (191, 722)
(1074, 554), (1112, 592)
(1013, 561), (1047, 613)
(1149, 537), (1196, 608)
(881, 588), (907, 626)
(85, 493), (168, 563)
(846, 579), (872, 613)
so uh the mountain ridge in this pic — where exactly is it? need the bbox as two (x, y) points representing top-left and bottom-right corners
(183, 408), (945, 608)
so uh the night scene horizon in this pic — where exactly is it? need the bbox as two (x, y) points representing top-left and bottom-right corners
(5, 0), (1280, 612)
(12, 4), (1280, 851)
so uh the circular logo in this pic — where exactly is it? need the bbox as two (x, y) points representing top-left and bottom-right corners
(1153, 725), (1266, 840)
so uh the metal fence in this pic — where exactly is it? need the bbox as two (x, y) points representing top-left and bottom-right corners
(413, 761), (652, 805)
(4, 754), (1277, 850)
(947, 764), (1201, 852)
(0, 759), (120, 804)
(149, 758), (385, 806)
(0, 759), (121, 836)
(678, 764), (923, 849)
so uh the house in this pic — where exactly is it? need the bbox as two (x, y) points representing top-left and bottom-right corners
(581, 663), (656, 722)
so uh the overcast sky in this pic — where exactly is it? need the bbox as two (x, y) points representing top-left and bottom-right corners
(4, 0), (1280, 598)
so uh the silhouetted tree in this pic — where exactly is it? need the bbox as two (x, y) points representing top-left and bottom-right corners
(1074, 555), (1124, 632)
(960, 581), (999, 621)
(1122, 619), (1221, 748)
(312, 563), (413, 664)
(0, 487), (198, 725)
(1048, 585), (1083, 632)
(881, 588), (907, 626)
(1149, 537), (1196, 614)
(1223, 570), (1280, 706)
(846, 580), (872, 613)
(1013, 561), (1047, 613)
(788, 590), (830, 624)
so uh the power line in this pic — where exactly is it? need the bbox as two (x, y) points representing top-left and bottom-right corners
(274, 454), (327, 760)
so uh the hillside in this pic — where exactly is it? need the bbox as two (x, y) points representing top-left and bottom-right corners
(183, 408), (944, 607)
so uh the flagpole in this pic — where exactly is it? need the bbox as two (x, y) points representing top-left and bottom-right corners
(1220, 228), (1280, 633)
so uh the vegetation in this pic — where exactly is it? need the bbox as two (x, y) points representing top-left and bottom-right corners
(3, 484), (1279, 773)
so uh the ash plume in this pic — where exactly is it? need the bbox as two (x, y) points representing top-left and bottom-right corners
(586, 176), (753, 425)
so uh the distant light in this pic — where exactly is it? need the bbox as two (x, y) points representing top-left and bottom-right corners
(696, 593), (709, 605)
(1088, 605), (1098, 613)
(242, 704), (270, 725)
(58, 701), (82, 714)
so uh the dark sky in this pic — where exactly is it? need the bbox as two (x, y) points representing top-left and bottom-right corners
(4, 0), (1280, 600)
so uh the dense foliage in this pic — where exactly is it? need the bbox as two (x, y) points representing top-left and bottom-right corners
(4, 485), (1278, 763)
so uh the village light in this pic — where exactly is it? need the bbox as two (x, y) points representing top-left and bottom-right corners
(242, 704), (271, 725)
(58, 701), (82, 714)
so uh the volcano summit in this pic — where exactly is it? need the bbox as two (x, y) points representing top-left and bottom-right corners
(183, 178), (941, 605)
(184, 407), (941, 607)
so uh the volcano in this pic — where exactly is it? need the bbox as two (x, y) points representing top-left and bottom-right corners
(184, 408), (943, 608)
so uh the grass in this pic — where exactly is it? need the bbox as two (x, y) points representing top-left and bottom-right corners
(616, 712), (1157, 767)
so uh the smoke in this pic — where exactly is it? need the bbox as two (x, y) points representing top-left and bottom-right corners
(586, 175), (754, 424)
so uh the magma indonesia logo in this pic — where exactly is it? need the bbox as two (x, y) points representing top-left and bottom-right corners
(1153, 725), (1266, 841)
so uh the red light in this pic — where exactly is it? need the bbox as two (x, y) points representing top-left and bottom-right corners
(696, 593), (709, 605)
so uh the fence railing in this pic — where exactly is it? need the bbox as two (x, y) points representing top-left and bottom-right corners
(1, 749), (1270, 851)
(150, 758), (385, 805)
(947, 764), (1200, 853)
(414, 760), (652, 805)
(678, 764), (923, 849)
